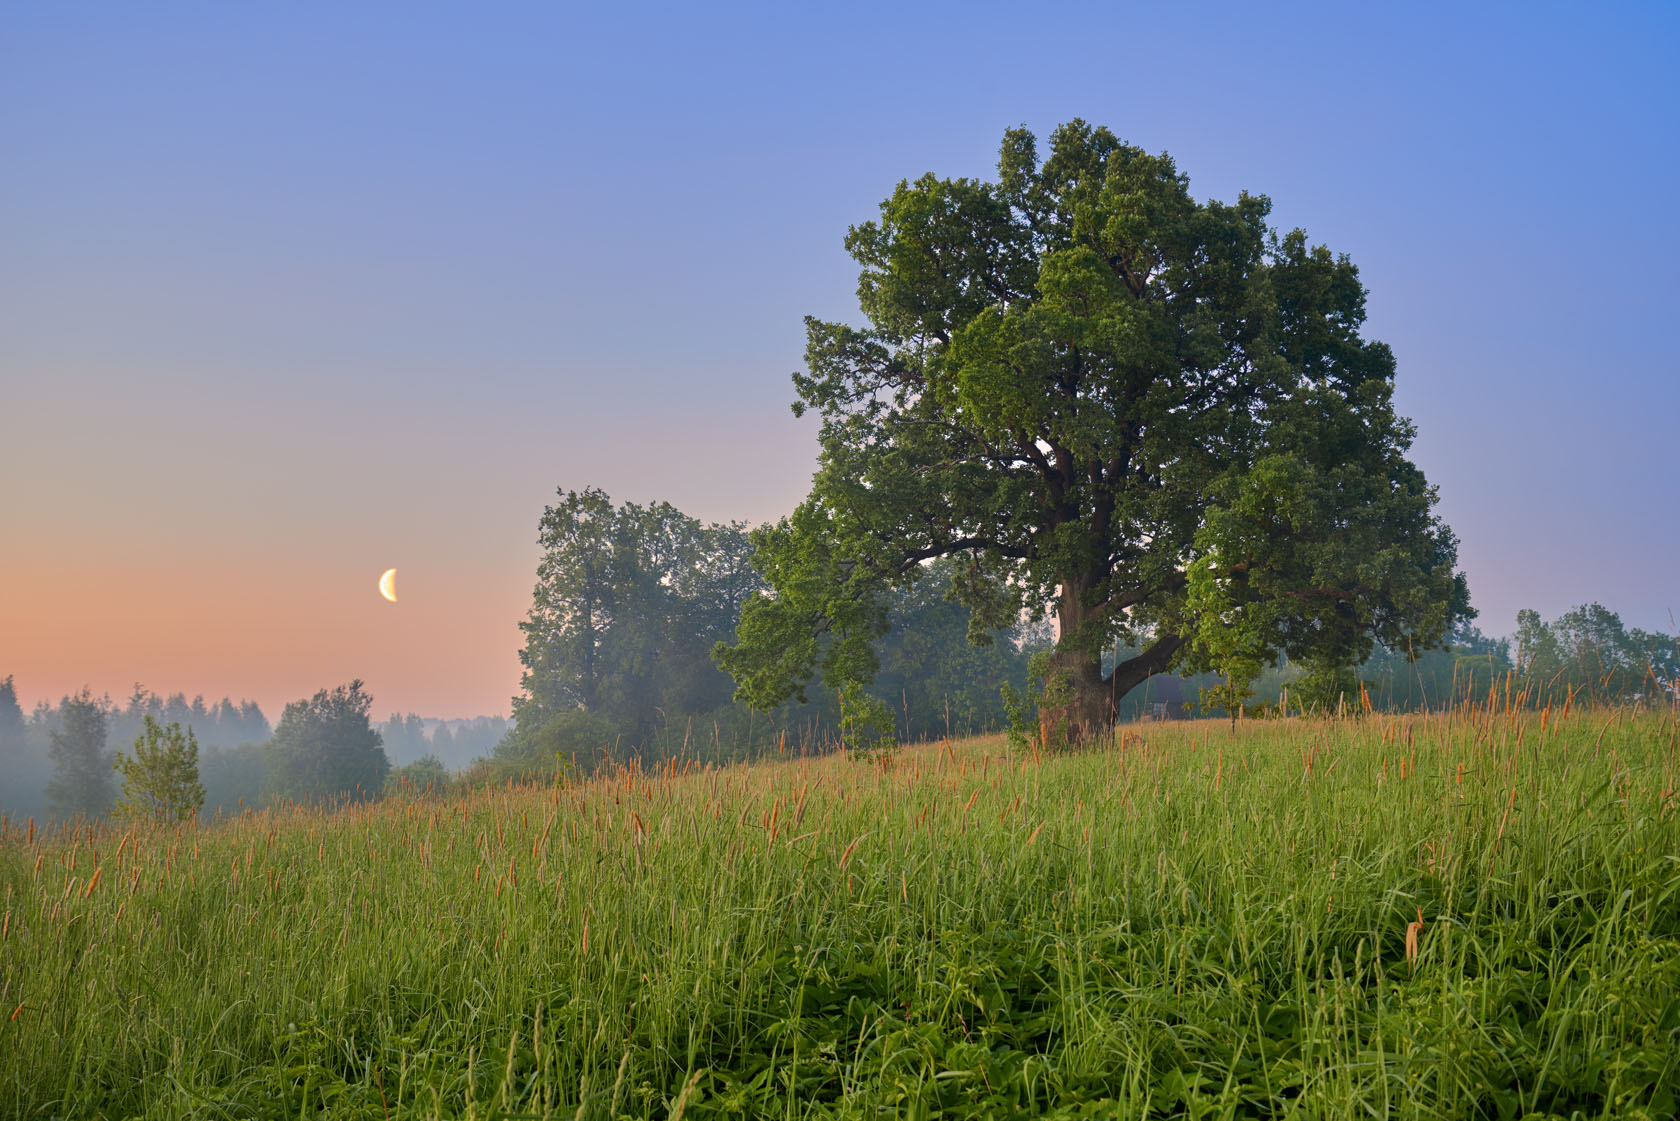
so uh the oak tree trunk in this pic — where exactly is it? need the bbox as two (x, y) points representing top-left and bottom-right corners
(1039, 575), (1186, 745)
(1038, 575), (1110, 745)
(1038, 644), (1111, 746)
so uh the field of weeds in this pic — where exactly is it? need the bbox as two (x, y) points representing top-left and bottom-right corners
(2, 705), (1678, 1119)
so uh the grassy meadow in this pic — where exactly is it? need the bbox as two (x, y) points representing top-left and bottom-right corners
(3, 705), (1678, 1119)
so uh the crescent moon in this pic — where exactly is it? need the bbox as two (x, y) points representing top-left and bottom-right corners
(378, 568), (398, 603)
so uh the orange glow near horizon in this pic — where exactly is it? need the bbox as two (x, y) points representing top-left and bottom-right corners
(1, 553), (529, 722)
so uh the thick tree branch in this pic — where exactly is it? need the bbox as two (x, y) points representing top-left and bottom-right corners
(1107, 631), (1187, 695)
(895, 536), (1032, 572)
(1086, 570), (1188, 629)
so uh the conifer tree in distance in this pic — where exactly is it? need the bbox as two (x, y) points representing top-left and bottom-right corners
(46, 689), (114, 819)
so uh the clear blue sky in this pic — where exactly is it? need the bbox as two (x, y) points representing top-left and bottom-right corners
(3, 2), (1675, 718)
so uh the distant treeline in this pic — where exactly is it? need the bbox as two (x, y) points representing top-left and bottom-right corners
(0, 681), (271, 823)
(0, 677), (511, 823)
(379, 714), (512, 770)
(1119, 604), (1677, 720)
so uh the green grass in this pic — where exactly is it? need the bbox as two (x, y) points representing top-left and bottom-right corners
(3, 706), (1678, 1119)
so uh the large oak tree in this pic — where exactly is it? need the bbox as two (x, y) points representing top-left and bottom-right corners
(717, 121), (1469, 741)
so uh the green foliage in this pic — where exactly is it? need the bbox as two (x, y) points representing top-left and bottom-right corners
(493, 707), (614, 778)
(515, 491), (1036, 770)
(45, 688), (114, 819)
(199, 742), (270, 819)
(999, 681), (1037, 752)
(0, 676), (37, 819)
(0, 675), (24, 764)
(264, 680), (389, 806)
(868, 559), (1039, 740)
(1288, 659), (1368, 714)
(719, 120), (1469, 738)
(1198, 671), (1258, 726)
(515, 487), (759, 748)
(386, 753), (451, 796)
(113, 716), (205, 823)
(835, 681), (895, 758)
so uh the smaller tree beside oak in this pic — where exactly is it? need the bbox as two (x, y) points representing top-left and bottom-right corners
(265, 681), (389, 805)
(512, 487), (760, 757)
(113, 716), (205, 824)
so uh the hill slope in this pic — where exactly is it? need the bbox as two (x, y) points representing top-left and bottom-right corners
(3, 709), (1677, 1118)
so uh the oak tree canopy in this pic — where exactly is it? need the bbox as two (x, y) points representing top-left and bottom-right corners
(717, 120), (1469, 741)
